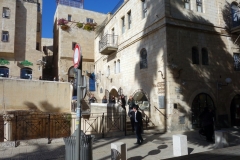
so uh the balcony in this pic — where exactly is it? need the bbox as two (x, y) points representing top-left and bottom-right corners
(99, 34), (118, 55)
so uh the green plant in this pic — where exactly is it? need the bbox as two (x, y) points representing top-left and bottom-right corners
(76, 22), (83, 28)
(61, 25), (70, 31)
(83, 24), (93, 31)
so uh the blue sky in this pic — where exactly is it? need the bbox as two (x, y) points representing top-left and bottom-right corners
(42, 0), (120, 38)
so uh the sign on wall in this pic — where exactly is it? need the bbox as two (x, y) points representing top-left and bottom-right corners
(158, 96), (165, 109)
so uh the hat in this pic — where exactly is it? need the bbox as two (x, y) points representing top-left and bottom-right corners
(132, 105), (139, 110)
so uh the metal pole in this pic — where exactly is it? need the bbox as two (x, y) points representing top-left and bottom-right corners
(76, 56), (83, 160)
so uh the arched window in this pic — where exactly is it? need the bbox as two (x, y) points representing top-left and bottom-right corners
(192, 47), (199, 64)
(231, 2), (240, 27)
(117, 60), (120, 73)
(140, 48), (148, 69)
(202, 48), (208, 65)
(20, 67), (32, 79)
(0, 66), (9, 77)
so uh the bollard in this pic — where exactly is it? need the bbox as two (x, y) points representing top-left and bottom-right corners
(172, 134), (188, 156)
(111, 142), (127, 160)
(214, 130), (229, 149)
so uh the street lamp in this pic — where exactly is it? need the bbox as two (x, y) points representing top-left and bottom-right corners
(217, 78), (232, 90)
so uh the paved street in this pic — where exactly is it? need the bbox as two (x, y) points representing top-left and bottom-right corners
(0, 128), (240, 160)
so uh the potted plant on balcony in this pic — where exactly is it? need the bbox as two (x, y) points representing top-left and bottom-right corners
(57, 18), (69, 31)
(83, 22), (97, 31)
(76, 22), (83, 28)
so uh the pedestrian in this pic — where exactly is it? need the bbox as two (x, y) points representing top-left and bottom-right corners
(53, 77), (56, 81)
(117, 95), (122, 106)
(89, 94), (96, 104)
(132, 105), (144, 145)
(127, 96), (135, 132)
(121, 94), (126, 110)
(102, 95), (108, 103)
(110, 95), (116, 104)
(199, 106), (214, 142)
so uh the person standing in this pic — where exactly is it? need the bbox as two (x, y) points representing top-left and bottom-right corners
(199, 107), (214, 142)
(121, 94), (126, 110)
(89, 94), (96, 105)
(110, 95), (116, 104)
(102, 95), (108, 103)
(132, 105), (143, 144)
(127, 96), (135, 132)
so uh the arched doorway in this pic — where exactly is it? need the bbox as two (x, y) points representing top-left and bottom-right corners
(0, 66), (9, 77)
(132, 89), (150, 111)
(68, 66), (75, 82)
(109, 88), (118, 101)
(192, 93), (215, 128)
(230, 95), (240, 126)
(20, 67), (32, 79)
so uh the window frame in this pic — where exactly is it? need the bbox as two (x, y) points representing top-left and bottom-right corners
(233, 53), (240, 71)
(196, 0), (203, 13)
(2, 31), (9, 42)
(202, 48), (209, 65)
(2, 7), (10, 18)
(68, 14), (72, 21)
(36, 42), (40, 50)
(142, 0), (147, 19)
(140, 48), (148, 69)
(86, 18), (94, 24)
(127, 11), (132, 29)
(184, 0), (190, 10)
(192, 47), (199, 64)
(121, 16), (125, 34)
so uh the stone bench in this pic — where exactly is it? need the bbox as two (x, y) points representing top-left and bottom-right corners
(172, 134), (188, 156)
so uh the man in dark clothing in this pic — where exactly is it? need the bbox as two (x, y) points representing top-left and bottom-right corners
(199, 107), (214, 142)
(132, 105), (144, 144)
(88, 94), (96, 105)
(127, 96), (135, 132)
(121, 94), (126, 110)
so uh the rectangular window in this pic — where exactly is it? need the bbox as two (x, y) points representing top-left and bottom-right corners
(2, 31), (9, 42)
(184, 0), (190, 10)
(128, 11), (131, 29)
(196, 0), (202, 12)
(68, 14), (72, 21)
(2, 7), (10, 18)
(122, 16), (125, 34)
(234, 53), (240, 71)
(112, 28), (115, 45)
(142, 0), (147, 19)
(72, 42), (76, 50)
(86, 18), (94, 23)
(37, 23), (40, 32)
(36, 42), (40, 50)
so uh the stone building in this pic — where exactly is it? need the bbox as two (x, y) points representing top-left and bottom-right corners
(94, 0), (240, 132)
(52, 0), (107, 84)
(0, 0), (43, 80)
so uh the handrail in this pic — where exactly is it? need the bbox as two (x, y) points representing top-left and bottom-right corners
(154, 106), (167, 119)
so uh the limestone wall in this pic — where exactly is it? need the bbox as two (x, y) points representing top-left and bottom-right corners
(0, 78), (72, 114)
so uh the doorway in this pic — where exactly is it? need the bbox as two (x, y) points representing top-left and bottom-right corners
(191, 93), (215, 128)
(230, 95), (240, 126)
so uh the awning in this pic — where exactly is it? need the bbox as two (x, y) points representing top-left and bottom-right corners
(0, 58), (9, 65)
(20, 60), (33, 66)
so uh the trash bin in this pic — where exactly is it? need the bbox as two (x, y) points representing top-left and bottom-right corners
(64, 131), (94, 160)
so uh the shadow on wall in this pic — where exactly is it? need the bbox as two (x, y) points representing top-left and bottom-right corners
(24, 101), (62, 113)
(133, 1), (240, 133)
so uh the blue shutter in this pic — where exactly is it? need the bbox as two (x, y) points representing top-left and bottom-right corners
(89, 73), (95, 91)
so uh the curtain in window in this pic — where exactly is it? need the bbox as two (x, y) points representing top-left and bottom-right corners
(231, 3), (240, 27)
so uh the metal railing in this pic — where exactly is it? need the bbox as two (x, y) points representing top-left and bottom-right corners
(99, 34), (118, 52)
(111, 0), (124, 15)
(56, 0), (83, 9)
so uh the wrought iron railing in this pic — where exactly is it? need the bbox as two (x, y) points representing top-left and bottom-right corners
(23, 0), (39, 3)
(99, 34), (118, 52)
(111, 0), (124, 15)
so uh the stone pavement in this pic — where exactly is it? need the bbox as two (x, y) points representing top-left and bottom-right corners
(0, 128), (240, 160)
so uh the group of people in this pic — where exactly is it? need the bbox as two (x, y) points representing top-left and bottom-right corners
(89, 94), (144, 145)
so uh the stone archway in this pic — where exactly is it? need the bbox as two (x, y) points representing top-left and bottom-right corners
(109, 88), (118, 101)
(191, 93), (215, 128)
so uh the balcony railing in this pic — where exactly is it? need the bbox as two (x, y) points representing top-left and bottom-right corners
(23, 0), (39, 3)
(56, 0), (83, 9)
(99, 34), (118, 55)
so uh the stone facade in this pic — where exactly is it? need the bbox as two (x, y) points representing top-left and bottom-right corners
(53, 4), (107, 82)
(94, 0), (240, 132)
(0, 0), (43, 80)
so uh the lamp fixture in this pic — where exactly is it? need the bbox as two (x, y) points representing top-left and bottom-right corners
(217, 78), (232, 90)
